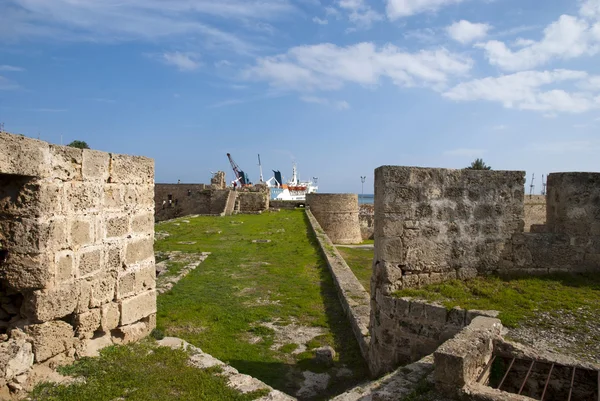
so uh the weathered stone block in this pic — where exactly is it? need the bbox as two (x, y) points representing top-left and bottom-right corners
(74, 309), (101, 339)
(116, 271), (136, 300)
(1, 252), (52, 291)
(82, 149), (109, 182)
(24, 284), (79, 322)
(0, 133), (51, 177)
(100, 302), (120, 332)
(125, 237), (153, 265)
(112, 314), (155, 344)
(25, 321), (75, 362)
(106, 215), (129, 238)
(65, 182), (102, 213)
(109, 154), (154, 185)
(55, 251), (74, 283)
(50, 144), (82, 181)
(89, 272), (117, 307)
(103, 184), (122, 209)
(105, 244), (122, 271)
(119, 290), (157, 326)
(130, 213), (154, 234)
(69, 219), (92, 248)
(78, 247), (102, 277)
(0, 337), (34, 381)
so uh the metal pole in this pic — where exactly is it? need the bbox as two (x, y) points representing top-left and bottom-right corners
(360, 176), (366, 203)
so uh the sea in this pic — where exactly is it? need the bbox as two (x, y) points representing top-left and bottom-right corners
(358, 194), (374, 205)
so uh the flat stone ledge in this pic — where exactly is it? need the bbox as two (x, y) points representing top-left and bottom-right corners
(305, 209), (371, 362)
(157, 337), (295, 401)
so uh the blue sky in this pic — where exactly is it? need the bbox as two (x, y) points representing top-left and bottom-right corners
(1, 0), (599, 193)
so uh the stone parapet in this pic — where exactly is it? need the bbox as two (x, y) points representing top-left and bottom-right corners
(0, 132), (156, 393)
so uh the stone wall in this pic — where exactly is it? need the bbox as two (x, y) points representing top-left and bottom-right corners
(523, 195), (546, 232)
(359, 204), (374, 240)
(306, 194), (362, 245)
(235, 190), (269, 214)
(500, 172), (600, 275)
(154, 184), (230, 221)
(0, 132), (156, 392)
(372, 166), (525, 295)
(270, 200), (305, 209)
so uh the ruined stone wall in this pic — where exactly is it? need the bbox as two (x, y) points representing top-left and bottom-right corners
(372, 166), (525, 295)
(154, 184), (230, 221)
(270, 200), (304, 209)
(369, 166), (524, 376)
(523, 195), (546, 232)
(501, 172), (600, 274)
(359, 204), (374, 240)
(236, 191), (269, 213)
(306, 194), (362, 245)
(0, 132), (156, 391)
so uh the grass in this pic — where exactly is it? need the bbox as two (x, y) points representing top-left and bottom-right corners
(31, 341), (268, 401)
(336, 247), (374, 294)
(393, 274), (600, 328)
(154, 210), (368, 399)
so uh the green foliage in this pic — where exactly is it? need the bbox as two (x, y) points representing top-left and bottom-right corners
(31, 342), (267, 400)
(154, 210), (368, 398)
(150, 328), (165, 340)
(337, 247), (374, 294)
(67, 140), (90, 149)
(394, 274), (600, 329)
(466, 158), (492, 170)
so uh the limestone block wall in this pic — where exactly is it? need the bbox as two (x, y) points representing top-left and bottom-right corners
(235, 191), (269, 213)
(523, 195), (546, 232)
(501, 172), (600, 274)
(0, 132), (156, 390)
(372, 166), (525, 295)
(546, 173), (600, 236)
(359, 204), (374, 240)
(154, 184), (230, 221)
(306, 194), (362, 244)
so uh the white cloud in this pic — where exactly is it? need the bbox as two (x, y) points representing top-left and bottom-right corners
(0, 65), (24, 72)
(300, 96), (350, 110)
(162, 52), (201, 71)
(403, 28), (438, 43)
(446, 20), (491, 44)
(0, 0), (295, 53)
(477, 15), (594, 71)
(243, 42), (473, 91)
(580, 0), (600, 20)
(386, 0), (464, 19)
(0, 76), (19, 90)
(444, 69), (600, 113)
(337, 0), (383, 29)
(492, 124), (507, 130)
(313, 17), (328, 25)
(443, 148), (486, 157)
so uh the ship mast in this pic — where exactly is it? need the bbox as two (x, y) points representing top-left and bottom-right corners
(258, 154), (264, 183)
(291, 162), (298, 185)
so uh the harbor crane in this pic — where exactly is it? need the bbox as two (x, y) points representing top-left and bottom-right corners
(227, 153), (251, 186)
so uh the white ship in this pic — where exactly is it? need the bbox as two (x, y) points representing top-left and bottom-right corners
(265, 162), (318, 201)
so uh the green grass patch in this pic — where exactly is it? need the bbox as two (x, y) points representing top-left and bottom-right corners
(394, 274), (600, 328)
(154, 210), (368, 399)
(31, 342), (267, 401)
(336, 247), (373, 294)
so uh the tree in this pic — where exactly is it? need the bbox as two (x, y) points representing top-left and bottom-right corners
(466, 158), (492, 170)
(67, 140), (90, 149)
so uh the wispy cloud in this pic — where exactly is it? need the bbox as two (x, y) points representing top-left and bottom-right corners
(300, 96), (350, 110)
(0, 65), (25, 72)
(0, 0), (296, 54)
(532, 140), (600, 154)
(312, 17), (328, 25)
(0, 76), (20, 90)
(162, 52), (202, 71)
(492, 124), (508, 130)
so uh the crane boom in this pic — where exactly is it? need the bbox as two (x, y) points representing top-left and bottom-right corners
(227, 153), (250, 185)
